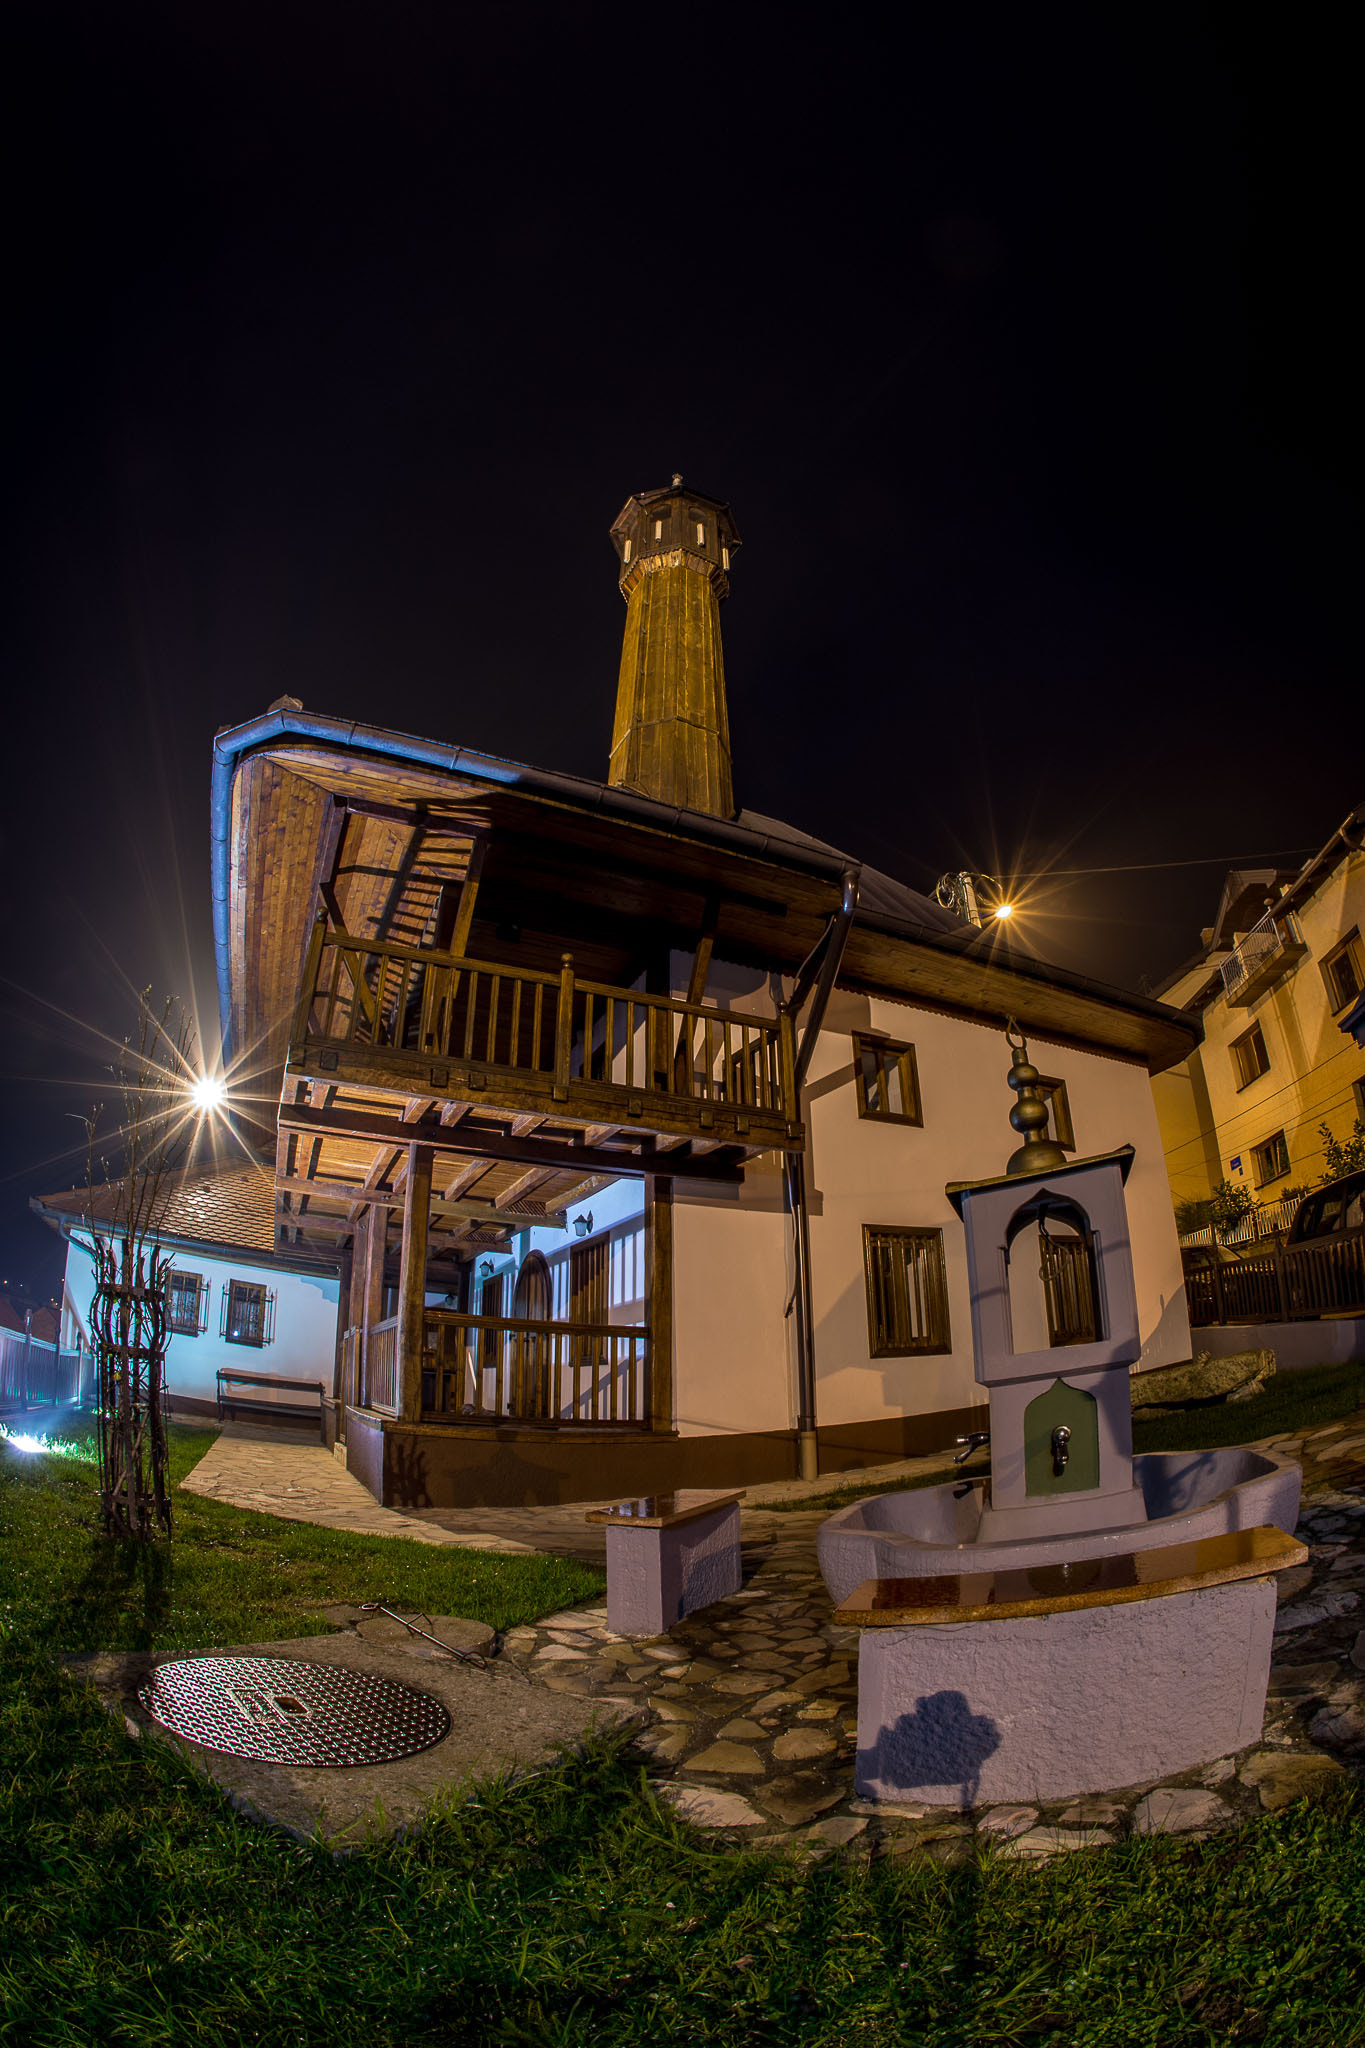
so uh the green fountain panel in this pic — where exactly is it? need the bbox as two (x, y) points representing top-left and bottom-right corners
(1023, 1377), (1100, 1496)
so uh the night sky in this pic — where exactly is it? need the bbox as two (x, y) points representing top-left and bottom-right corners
(1, 4), (1358, 1294)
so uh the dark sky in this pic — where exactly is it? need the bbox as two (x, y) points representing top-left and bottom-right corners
(1, 2), (1359, 1294)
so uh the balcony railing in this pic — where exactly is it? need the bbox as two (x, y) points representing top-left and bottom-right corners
(422, 1308), (650, 1427)
(290, 923), (797, 1139)
(1220, 909), (1307, 1007)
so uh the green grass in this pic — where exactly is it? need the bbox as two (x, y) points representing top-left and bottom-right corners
(0, 1421), (604, 1655)
(4, 1420), (1365, 2043)
(766, 1361), (1365, 1515)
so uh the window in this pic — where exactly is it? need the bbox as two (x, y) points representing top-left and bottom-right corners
(1035, 1075), (1075, 1150)
(221, 1279), (274, 1347)
(1354, 1076), (1365, 1123)
(623, 536), (632, 563)
(722, 546), (730, 570)
(853, 1034), (922, 1125)
(1323, 930), (1364, 1014)
(166, 1270), (206, 1336)
(653, 514), (666, 541)
(863, 1225), (951, 1356)
(1251, 1130), (1290, 1187)
(1231, 1023), (1270, 1090)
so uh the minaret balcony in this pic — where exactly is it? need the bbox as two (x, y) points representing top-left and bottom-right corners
(287, 922), (803, 1152)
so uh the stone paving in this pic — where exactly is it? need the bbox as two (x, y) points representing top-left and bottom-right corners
(177, 1415), (1365, 1862)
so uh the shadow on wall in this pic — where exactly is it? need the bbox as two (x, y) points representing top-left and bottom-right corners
(857, 1689), (1001, 1809)
(1135, 1284), (1191, 1371)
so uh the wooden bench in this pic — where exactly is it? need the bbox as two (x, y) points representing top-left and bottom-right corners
(586, 1488), (746, 1636)
(216, 1369), (329, 1443)
(834, 1525), (1307, 1808)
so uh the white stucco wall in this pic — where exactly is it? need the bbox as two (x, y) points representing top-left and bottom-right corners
(62, 1236), (341, 1409)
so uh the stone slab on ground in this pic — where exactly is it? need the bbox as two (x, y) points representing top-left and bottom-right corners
(66, 1632), (638, 1846)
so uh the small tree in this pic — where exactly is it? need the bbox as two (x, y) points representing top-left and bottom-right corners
(76, 995), (197, 1540)
(1318, 1118), (1365, 1185)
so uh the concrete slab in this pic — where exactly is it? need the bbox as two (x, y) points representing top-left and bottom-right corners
(65, 1631), (640, 1847)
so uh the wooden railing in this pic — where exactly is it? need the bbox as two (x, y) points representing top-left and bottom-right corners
(421, 1309), (650, 1427)
(293, 923), (794, 1127)
(363, 1317), (399, 1414)
(1185, 1235), (1365, 1325)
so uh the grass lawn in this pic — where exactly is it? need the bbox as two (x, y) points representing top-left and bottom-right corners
(2, 1421), (1364, 2044)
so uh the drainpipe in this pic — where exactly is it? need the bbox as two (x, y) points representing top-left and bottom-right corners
(783, 866), (860, 1481)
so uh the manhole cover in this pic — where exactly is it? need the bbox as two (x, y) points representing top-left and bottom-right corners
(137, 1657), (452, 1767)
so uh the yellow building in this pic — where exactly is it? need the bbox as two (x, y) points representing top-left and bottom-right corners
(1153, 805), (1365, 1214)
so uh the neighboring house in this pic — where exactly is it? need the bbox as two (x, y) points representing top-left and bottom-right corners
(32, 1163), (342, 1429)
(209, 478), (1199, 1508)
(1152, 808), (1365, 1211)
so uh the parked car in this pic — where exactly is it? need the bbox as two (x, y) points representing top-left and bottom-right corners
(1285, 1172), (1365, 1247)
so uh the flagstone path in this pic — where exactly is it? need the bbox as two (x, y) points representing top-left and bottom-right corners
(177, 1417), (1365, 1860)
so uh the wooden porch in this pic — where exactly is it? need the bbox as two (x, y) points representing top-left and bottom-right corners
(346, 1307), (653, 1428)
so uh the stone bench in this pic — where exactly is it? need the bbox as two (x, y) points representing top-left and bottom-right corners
(587, 1488), (745, 1637)
(832, 1525), (1307, 1808)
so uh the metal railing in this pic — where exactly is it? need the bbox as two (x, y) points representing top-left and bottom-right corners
(1220, 909), (1304, 1001)
(1185, 1235), (1365, 1325)
(422, 1308), (650, 1427)
(1178, 1196), (1299, 1250)
(294, 924), (794, 1123)
(0, 1331), (90, 1410)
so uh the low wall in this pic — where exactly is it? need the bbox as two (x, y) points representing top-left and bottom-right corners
(1193, 1318), (1365, 1370)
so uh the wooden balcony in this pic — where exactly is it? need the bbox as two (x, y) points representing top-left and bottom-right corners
(347, 1309), (652, 1429)
(288, 921), (801, 1152)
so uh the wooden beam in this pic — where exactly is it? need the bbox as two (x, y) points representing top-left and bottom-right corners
(495, 1166), (557, 1209)
(646, 1174), (674, 1433)
(277, 1101), (747, 1182)
(396, 1142), (433, 1421)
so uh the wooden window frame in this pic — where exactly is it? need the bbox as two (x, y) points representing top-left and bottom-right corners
(221, 1278), (275, 1348)
(852, 1034), (923, 1127)
(1322, 930), (1364, 1015)
(1230, 1022), (1271, 1092)
(1035, 1075), (1075, 1151)
(165, 1269), (207, 1337)
(1354, 1076), (1365, 1124)
(862, 1224), (951, 1358)
(1251, 1130), (1290, 1189)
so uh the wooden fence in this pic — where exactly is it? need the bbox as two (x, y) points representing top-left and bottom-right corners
(0, 1331), (90, 1409)
(1185, 1235), (1365, 1326)
(422, 1309), (650, 1426)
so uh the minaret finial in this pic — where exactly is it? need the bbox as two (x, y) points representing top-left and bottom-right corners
(1003, 1018), (1069, 1175)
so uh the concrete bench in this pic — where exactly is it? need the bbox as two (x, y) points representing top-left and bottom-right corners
(587, 1488), (746, 1637)
(216, 1369), (328, 1444)
(832, 1525), (1307, 1807)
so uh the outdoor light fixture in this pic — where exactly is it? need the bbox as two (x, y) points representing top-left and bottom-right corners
(993, 902), (1015, 921)
(572, 1211), (594, 1239)
(1, 1431), (46, 1455)
(478, 1258), (495, 1277)
(190, 1073), (228, 1112)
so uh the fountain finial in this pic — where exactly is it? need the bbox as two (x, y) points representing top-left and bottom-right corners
(1003, 1018), (1069, 1176)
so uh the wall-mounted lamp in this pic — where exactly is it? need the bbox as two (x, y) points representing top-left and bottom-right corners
(572, 1212), (594, 1239)
(478, 1258), (495, 1277)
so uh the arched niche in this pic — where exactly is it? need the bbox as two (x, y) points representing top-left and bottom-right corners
(1004, 1192), (1103, 1355)
(1023, 1376), (1100, 1496)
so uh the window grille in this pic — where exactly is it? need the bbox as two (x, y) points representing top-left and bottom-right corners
(863, 1225), (950, 1356)
(166, 1270), (208, 1336)
(221, 1279), (275, 1347)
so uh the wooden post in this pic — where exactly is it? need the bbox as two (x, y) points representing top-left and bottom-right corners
(397, 1142), (434, 1421)
(554, 953), (575, 1100)
(778, 1009), (798, 1129)
(646, 1173), (674, 1432)
(359, 1203), (387, 1407)
(290, 914), (328, 1063)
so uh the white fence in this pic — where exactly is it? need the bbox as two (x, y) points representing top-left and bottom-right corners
(0, 1330), (92, 1409)
(1178, 1196), (1299, 1251)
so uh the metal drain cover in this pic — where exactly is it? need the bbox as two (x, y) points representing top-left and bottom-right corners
(137, 1657), (452, 1767)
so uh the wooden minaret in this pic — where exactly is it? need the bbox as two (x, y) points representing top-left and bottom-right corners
(608, 476), (741, 818)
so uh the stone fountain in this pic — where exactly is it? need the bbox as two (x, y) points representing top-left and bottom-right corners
(819, 1025), (1304, 1806)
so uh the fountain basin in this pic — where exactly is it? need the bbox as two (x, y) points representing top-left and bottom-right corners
(817, 1447), (1301, 1605)
(823, 1449), (1303, 1806)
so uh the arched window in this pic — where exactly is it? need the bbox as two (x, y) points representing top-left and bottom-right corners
(1005, 1194), (1101, 1350)
(512, 1250), (552, 1321)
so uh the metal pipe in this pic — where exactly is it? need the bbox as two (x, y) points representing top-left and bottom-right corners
(782, 867), (861, 1480)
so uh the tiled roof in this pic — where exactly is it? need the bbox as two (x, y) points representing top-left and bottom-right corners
(36, 1162), (278, 1256)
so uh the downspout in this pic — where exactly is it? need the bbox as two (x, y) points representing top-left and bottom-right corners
(783, 865), (860, 1481)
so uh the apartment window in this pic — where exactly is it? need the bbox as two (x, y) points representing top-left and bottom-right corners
(853, 1034), (922, 1125)
(1251, 1130), (1291, 1188)
(1323, 930), (1364, 1014)
(165, 1270), (207, 1336)
(1231, 1023), (1271, 1090)
(1354, 1076), (1365, 1123)
(1036, 1075), (1075, 1150)
(221, 1279), (275, 1347)
(863, 1225), (951, 1356)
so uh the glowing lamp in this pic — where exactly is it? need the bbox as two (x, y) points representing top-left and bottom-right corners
(3, 1433), (45, 1455)
(191, 1074), (228, 1112)
(993, 903), (1015, 921)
